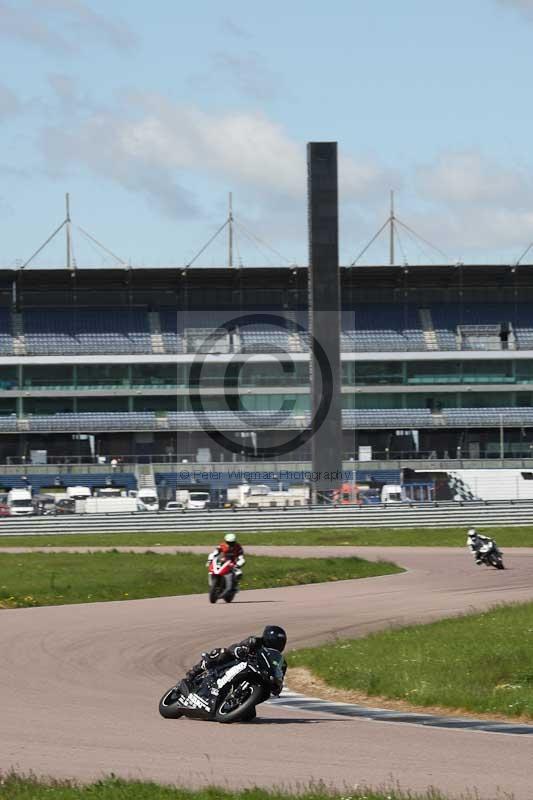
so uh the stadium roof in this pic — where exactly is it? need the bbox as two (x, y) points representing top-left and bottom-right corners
(1, 263), (533, 292)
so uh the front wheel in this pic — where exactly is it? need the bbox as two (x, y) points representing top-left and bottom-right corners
(159, 686), (184, 719)
(209, 576), (222, 604)
(215, 682), (264, 723)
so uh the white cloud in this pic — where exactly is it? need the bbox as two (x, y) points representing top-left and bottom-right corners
(218, 16), (251, 39)
(189, 51), (279, 102)
(39, 91), (392, 222)
(400, 205), (533, 261)
(0, 83), (20, 119)
(497, 0), (533, 19)
(0, 0), (137, 53)
(0, 0), (68, 50)
(416, 150), (533, 210)
(33, 0), (137, 50)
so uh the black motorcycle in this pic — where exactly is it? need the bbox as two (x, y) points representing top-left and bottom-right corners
(479, 541), (505, 569)
(159, 647), (285, 723)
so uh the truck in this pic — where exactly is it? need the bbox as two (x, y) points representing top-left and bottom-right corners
(7, 488), (34, 516)
(332, 483), (405, 505)
(380, 484), (405, 504)
(136, 488), (160, 512)
(66, 486), (92, 501)
(226, 484), (308, 508)
(176, 489), (210, 509)
(75, 496), (139, 514)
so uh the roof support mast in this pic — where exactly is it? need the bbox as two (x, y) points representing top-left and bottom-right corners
(389, 189), (395, 266)
(66, 193), (74, 271)
(228, 191), (233, 268)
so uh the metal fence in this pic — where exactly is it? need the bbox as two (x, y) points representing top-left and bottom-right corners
(0, 500), (532, 536)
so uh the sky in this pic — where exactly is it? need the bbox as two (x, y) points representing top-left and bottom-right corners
(2, 0), (533, 268)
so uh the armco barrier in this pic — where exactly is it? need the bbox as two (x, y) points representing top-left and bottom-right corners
(0, 501), (532, 536)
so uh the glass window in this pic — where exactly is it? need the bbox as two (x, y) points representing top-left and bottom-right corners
(345, 393), (403, 409)
(515, 361), (533, 383)
(0, 366), (17, 390)
(77, 364), (128, 388)
(131, 364), (177, 387)
(0, 398), (16, 415)
(133, 396), (176, 412)
(462, 392), (510, 408)
(239, 393), (309, 413)
(353, 362), (403, 385)
(406, 393), (457, 409)
(23, 365), (73, 389)
(77, 397), (128, 412)
(24, 398), (75, 414)
(461, 361), (513, 384)
(406, 362), (460, 385)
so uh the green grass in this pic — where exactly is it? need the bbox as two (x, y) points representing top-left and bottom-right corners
(0, 551), (401, 608)
(0, 774), (464, 800)
(290, 601), (533, 719)
(2, 524), (533, 549)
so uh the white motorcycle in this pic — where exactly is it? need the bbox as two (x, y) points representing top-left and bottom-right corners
(477, 540), (505, 570)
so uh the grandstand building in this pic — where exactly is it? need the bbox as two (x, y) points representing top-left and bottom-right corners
(1, 263), (533, 494)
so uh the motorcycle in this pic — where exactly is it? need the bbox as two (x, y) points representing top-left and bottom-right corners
(159, 646), (285, 723)
(207, 552), (244, 603)
(478, 540), (505, 569)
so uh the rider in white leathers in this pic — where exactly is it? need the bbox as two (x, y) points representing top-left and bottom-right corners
(466, 528), (497, 565)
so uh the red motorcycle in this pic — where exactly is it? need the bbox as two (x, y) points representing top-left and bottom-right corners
(207, 552), (243, 604)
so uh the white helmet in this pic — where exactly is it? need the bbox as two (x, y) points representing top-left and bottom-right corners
(224, 533), (237, 544)
(467, 528), (477, 538)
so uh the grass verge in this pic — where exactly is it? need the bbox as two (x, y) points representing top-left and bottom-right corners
(0, 551), (401, 608)
(290, 601), (533, 720)
(1, 524), (533, 549)
(0, 773), (463, 800)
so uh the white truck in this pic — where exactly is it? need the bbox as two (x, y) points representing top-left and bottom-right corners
(381, 484), (405, 504)
(227, 484), (308, 508)
(176, 489), (210, 510)
(66, 486), (92, 501)
(7, 488), (34, 516)
(136, 488), (160, 512)
(75, 496), (139, 514)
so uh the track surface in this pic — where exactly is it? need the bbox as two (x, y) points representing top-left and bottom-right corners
(2, 547), (533, 798)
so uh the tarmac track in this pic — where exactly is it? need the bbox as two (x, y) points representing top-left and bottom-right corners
(1, 546), (533, 799)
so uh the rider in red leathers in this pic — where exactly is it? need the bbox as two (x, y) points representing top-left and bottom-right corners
(207, 532), (244, 564)
(207, 533), (245, 595)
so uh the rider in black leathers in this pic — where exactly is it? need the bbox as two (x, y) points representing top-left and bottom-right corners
(179, 625), (287, 696)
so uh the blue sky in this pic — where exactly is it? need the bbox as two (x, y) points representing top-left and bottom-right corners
(2, 0), (533, 267)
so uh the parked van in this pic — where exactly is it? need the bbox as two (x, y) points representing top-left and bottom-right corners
(136, 488), (160, 512)
(7, 488), (34, 516)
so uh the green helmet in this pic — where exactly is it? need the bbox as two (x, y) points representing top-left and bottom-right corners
(224, 533), (237, 544)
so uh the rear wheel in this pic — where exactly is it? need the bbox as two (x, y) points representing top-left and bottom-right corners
(215, 682), (263, 723)
(224, 591), (236, 603)
(159, 687), (184, 719)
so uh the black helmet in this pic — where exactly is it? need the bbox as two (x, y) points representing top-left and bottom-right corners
(262, 625), (287, 652)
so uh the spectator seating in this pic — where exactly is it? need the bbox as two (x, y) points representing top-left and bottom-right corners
(341, 304), (426, 352)
(0, 308), (13, 355)
(25, 412), (156, 432)
(3, 473), (136, 492)
(24, 309), (151, 355)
